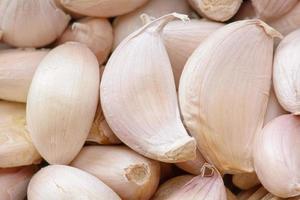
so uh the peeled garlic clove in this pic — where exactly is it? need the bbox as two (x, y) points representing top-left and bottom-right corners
(179, 19), (280, 173)
(113, 0), (192, 49)
(254, 115), (300, 198)
(233, 0), (258, 20)
(252, 0), (297, 20)
(101, 13), (196, 163)
(0, 0), (70, 47)
(27, 42), (99, 164)
(247, 187), (269, 200)
(0, 101), (41, 167)
(60, 0), (149, 17)
(0, 48), (49, 103)
(175, 149), (206, 175)
(57, 17), (113, 65)
(71, 146), (160, 200)
(151, 175), (194, 200)
(232, 172), (260, 190)
(187, 0), (242, 22)
(226, 189), (238, 200)
(0, 166), (38, 200)
(27, 165), (121, 200)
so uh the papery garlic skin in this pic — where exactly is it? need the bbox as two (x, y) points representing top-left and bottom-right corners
(179, 20), (279, 174)
(175, 149), (206, 175)
(71, 146), (160, 200)
(100, 13), (196, 163)
(232, 172), (260, 190)
(27, 165), (121, 200)
(0, 49), (49, 103)
(254, 115), (300, 198)
(0, 0), (70, 47)
(27, 42), (99, 165)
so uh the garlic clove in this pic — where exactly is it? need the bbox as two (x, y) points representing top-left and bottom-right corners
(0, 166), (38, 200)
(179, 19), (280, 174)
(27, 165), (121, 200)
(0, 48), (49, 103)
(233, 0), (258, 20)
(247, 187), (269, 200)
(71, 145), (160, 200)
(100, 13), (196, 163)
(27, 42), (99, 164)
(232, 172), (260, 190)
(0, 0), (70, 48)
(187, 0), (242, 22)
(254, 114), (300, 198)
(236, 186), (261, 200)
(175, 149), (206, 175)
(226, 188), (238, 200)
(57, 17), (113, 65)
(0, 101), (41, 168)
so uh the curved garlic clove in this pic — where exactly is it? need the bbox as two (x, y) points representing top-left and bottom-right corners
(0, 166), (38, 200)
(247, 187), (269, 200)
(175, 149), (206, 175)
(27, 42), (99, 164)
(187, 0), (242, 22)
(226, 189), (238, 200)
(0, 0), (70, 47)
(232, 172), (260, 190)
(179, 19), (280, 174)
(0, 101), (41, 168)
(71, 145), (160, 200)
(27, 165), (121, 200)
(0, 48), (49, 103)
(57, 17), (113, 65)
(100, 13), (196, 163)
(233, 0), (258, 20)
(60, 0), (149, 17)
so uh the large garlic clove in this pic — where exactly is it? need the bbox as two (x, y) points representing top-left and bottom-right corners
(187, 0), (242, 22)
(0, 101), (41, 168)
(0, 0), (70, 48)
(0, 48), (49, 103)
(60, 0), (149, 17)
(113, 0), (192, 49)
(57, 17), (113, 65)
(27, 165), (121, 200)
(100, 13), (196, 163)
(226, 189), (238, 200)
(179, 19), (280, 174)
(71, 145), (160, 200)
(27, 42), (99, 165)
(232, 172), (260, 190)
(175, 149), (206, 175)
(254, 115), (300, 198)
(233, 0), (258, 20)
(0, 166), (38, 200)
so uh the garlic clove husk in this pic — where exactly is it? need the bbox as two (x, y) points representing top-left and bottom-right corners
(57, 17), (113, 65)
(247, 187), (269, 200)
(0, 48), (49, 103)
(187, 0), (242, 22)
(26, 42), (99, 164)
(0, 166), (38, 200)
(232, 172), (260, 190)
(27, 165), (121, 200)
(236, 186), (261, 200)
(175, 149), (206, 175)
(0, 101), (41, 168)
(100, 13), (196, 163)
(226, 188), (238, 200)
(60, 0), (150, 17)
(179, 19), (280, 174)
(233, 0), (258, 20)
(71, 145), (160, 200)
(0, 0), (70, 48)
(254, 114), (300, 198)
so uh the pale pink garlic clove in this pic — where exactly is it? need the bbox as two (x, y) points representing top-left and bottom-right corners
(175, 149), (206, 175)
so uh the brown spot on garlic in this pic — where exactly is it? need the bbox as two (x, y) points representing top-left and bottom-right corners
(125, 163), (150, 185)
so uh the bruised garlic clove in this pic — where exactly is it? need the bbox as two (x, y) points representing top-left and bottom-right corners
(27, 42), (99, 164)
(0, 48), (49, 103)
(100, 13), (196, 163)
(60, 0), (149, 17)
(248, 187), (269, 200)
(0, 101), (41, 168)
(179, 19), (280, 174)
(0, 0), (70, 47)
(175, 149), (206, 175)
(0, 166), (38, 200)
(27, 165), (121, 200)
(71, 146), (160, 200)
(232, 172), (260, 190)
(254, 115), (300, 198)
(113, 0), (192, 49)
(226, 189), (238, 200)
(233, 0), (258, 20)
(187, 0), (242, 22)
(57, 17), (113, 65)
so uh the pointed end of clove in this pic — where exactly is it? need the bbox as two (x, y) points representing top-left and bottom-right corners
(254, 19), (283, 39)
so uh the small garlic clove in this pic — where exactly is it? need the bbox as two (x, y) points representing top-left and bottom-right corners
(27, 165), (121, 200)
(71, 145), (160, 200)
(179, 19), (280, 174)
(175, 149), (206, 175)
(100, 13), (196, 163)
(187, 0), (242, 22)
(27, 42), (99, 164)
(232, 172), (260, 190)
(254, 114), (300, 198)
(0, 0), (70, 47)
(0, 166), (38, 200)
(233, 0), (258, 20)
(0, 48), (49, 103)
(226, 188), (238, 200)
(236, 186), (261, 200)
(247, 187), (269, 200)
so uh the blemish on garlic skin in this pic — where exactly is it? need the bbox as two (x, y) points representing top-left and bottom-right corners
(124, 163), (150, 185)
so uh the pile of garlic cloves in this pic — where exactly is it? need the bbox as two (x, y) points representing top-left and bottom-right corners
(2, 0), (300, 199)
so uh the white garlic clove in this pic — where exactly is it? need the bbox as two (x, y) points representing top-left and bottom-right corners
(232, 172), (260, 190)
(175, 149), (206, 175)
